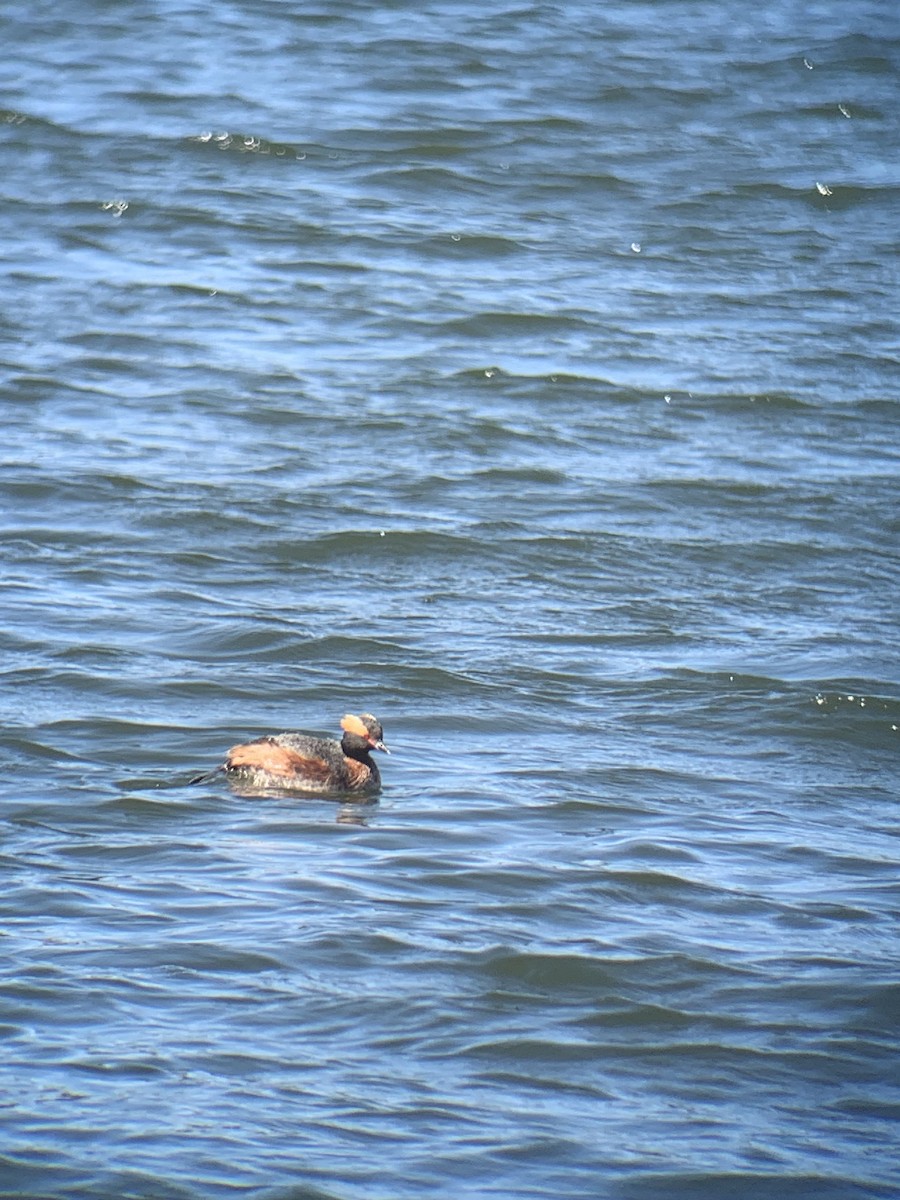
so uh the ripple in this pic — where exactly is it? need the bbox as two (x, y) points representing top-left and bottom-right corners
(616, 1172), (899, 1200)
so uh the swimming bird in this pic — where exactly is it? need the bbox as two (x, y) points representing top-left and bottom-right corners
(190, 713), (389, 795)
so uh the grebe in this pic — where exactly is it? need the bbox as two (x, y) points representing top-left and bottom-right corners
(190, 713), (389, 795)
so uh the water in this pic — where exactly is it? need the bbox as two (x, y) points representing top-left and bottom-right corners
(1, 2), (899, 1197)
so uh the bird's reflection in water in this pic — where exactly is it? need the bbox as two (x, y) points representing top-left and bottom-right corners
(224, 781), (378, 826)
(335, 802), (376, 827)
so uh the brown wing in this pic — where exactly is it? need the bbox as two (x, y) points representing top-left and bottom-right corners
(225, 738), (333, 782)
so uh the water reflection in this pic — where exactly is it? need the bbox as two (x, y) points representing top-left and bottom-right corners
(220, 779), (378, 825)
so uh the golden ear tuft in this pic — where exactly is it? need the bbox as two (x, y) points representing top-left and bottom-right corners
(341, 714), (369, 738)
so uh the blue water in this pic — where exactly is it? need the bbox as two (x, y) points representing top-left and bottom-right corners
(1, 2), (898, 1198)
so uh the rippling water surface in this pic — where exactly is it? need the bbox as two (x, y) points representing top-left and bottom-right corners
(1, 2), (898, 1197)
